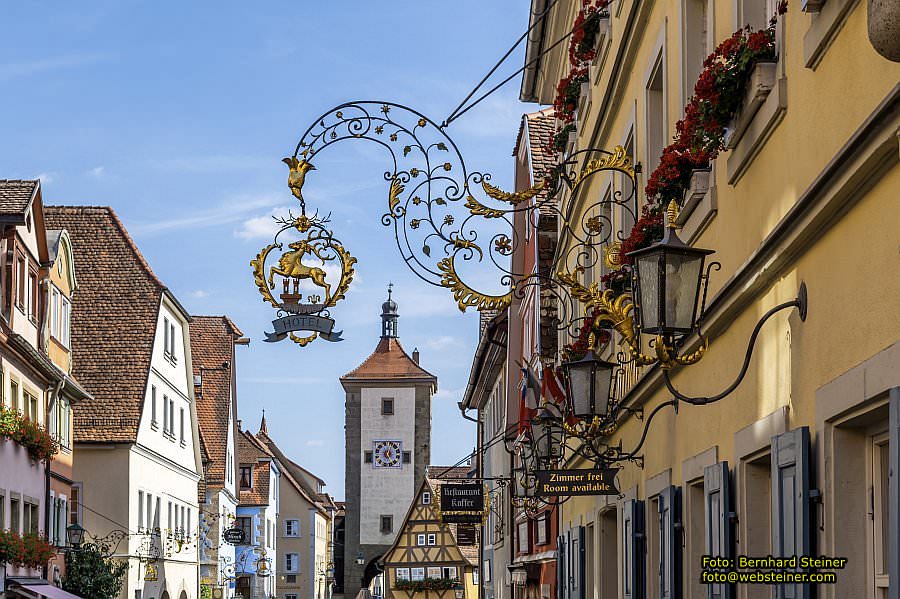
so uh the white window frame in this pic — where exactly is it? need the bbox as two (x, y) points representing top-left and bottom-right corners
(417, 533), (426, 546)
(285, 519), (300, 537)
(422, 491), (431, 505)
(285, 553), (299, 574)
(396, 568), (410, 581)
(427, 533), (436, 546)
(411, 567), (425, 581)
(441, 567), (457, 580)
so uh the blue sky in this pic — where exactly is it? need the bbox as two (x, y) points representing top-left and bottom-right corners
(1, 2), (536, 499)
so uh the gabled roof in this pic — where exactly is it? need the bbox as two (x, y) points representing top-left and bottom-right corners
(43, 206), (169, 443)
(255, 426), (330, 514)
(513, 109), (557, 217)
(191, 315), (243, 487)
(341, 337), (437, 386)
(0, 180), (38, 220)
(238, 430), (273, 506)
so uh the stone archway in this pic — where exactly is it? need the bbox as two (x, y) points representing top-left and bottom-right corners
(179, 591), (188, 599)
(361, 556), (384, 590)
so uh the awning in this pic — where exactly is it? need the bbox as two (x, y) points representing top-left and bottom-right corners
(8, 582), (85, 599)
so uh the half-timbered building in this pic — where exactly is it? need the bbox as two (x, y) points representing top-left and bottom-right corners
(383, 469), (479, 599)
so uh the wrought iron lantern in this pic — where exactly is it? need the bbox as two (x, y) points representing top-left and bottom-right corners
(562, 350), (617, 420)
(530, 412), (565, 468)
(627, 201), (714, 335)
(66, 522), (85, 548)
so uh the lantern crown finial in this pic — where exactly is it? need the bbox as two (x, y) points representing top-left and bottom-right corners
(666, 200), (680, 228)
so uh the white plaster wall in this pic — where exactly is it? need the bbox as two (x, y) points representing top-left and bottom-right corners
(2, 356), (48, 426)
(10, 211), (42, 346)
(0, 442), (46, 579)
(359, 386), (416, 544)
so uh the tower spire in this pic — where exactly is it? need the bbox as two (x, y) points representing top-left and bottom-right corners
(259, 409), (268, 435)
(381, 283), (399, 338)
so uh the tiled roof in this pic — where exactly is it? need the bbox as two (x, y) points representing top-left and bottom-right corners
(238, 430), (272, 506)
(190, 315), (242, 487)
(256, 429), (327, 511)
(0, 180), (38, 217)
(513, 109), (557, 217)
(341, 337), (437, 384)
(44, 206), (166, 443)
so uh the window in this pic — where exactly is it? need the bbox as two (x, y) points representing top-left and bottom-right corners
(427, 567), (441, 579)
(138, 491), (144, 531)
(396, 568), (410, 581)
(411, 568), (425, 581)
(645, 51), (666, 172)
(381, 398), (394, 415)
(482, 561), (491, 583)
(162, 395), (169, 433)
(517, 521), (529, 553)
(422, 491), (431, 505)
(9, 380), (18, 412)
(24, 500), (39, 534)
(441, 567), (457, 580)
(597, 509), (617, 599)
(683, 0), (711, 103)
(738, 0), (773, 30)
(10, 496), (20, 533)
(49, 286), (71, 347)
(16, 256), (25, 309)
(163, 317), (170, 357)
(0, 491), (4, 531)
(169, 398), (175, 437)
(872, 432), (890, 594)
(536, 513), (548, 545)
(380, 515), (393, 534)
(285, 553), (299, 573)
(69, 484), (81, 525)
(427, 533), (436, 546)
(28, 271), (38, 320)
(473, 568), (479, 586)
(417, 533), (426, 546)
(285, 578), (297, 586)
(168, 502), (173, 530)
(146, 493), (154, 531)
(24, 391), (37, 422)
(402, 451), (411, 464)
(151, 387), (158, 428)
(364, 451), (373, 464)
(285, 519), (300, 537)
(237, 516), (252, 542)
(179, 407), (185, 444)
(285, 594), (298, 599)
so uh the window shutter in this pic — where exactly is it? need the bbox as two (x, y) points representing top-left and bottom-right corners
(557, 534), (567, 599)
(889, 388), (899, 599)
(623, 499), (644, 599)
(659, 486), (681, 599)
(771, 427), (811, 599)
(704, 462), (732, 599)
(566, 529), (574, 598)
(577, 526), (586, 599)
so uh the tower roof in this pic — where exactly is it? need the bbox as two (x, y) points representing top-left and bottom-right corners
(340, 337), (437, 386)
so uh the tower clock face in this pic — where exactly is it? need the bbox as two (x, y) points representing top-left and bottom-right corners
(373, 440), (402, 468)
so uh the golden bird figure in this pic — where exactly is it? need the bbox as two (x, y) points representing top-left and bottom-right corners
(282, 156), (316, 205)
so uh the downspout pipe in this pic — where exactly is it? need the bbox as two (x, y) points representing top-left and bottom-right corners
(44, 376), (65, 580)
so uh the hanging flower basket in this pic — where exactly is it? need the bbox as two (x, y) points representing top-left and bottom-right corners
(0, 530), (55, 568)
(394, 578), (460, 592)
(0, 406), (58, 462)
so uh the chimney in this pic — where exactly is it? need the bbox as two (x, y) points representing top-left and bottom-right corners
(412, 348), (420, 364)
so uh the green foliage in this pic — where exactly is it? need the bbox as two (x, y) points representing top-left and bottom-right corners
(395, 578), (460, 592)
(62, 547), (129, 599)
(0, 405), (58, 461)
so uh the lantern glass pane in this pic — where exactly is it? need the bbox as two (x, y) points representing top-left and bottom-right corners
(637, 253), (661, 331)
(594, 365), (614, 417)
(568, 363), (593, 417)
(664, 252), (704, 330)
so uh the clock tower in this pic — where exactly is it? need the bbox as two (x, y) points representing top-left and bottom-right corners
(340, 287), (437, 598)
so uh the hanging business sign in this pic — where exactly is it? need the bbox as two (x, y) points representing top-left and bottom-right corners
(534, 468), (620, 496)
(223, 528), (246, 545)
(439, 483), (487, 524)
(440, 484), (484, 512)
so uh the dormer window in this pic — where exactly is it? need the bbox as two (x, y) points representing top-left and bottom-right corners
(50, 286), (71, 348)
(239, 465), (253, 490)
(422, 492), (431, 505)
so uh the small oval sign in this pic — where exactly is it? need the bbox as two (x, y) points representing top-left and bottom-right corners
(223, 528), (246, 545)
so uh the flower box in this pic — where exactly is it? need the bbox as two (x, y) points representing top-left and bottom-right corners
(684, 168), (711, 207)
(725, 60), (777, 149)
(589, 15), (611, 80)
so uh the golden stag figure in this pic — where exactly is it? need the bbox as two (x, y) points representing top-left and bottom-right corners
(268, 240), (331, 300)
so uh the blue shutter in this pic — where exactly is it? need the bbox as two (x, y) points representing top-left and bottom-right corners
(889, 388), (900, 599)
(704, 462), (732, 599)
(557, 534), (567, 599)
(623, 499), (645, 599)
(577, 526), (586, 599)
(771, 427), (811, 599)
(659, 486), (681, 599)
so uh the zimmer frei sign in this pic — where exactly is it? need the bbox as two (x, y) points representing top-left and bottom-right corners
(535, 468), (620, 496)
(439, 484), (486, 524)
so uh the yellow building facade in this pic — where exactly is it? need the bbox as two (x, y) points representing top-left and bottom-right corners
(519, 0), (900, 597)
(383, 476), (480, 599)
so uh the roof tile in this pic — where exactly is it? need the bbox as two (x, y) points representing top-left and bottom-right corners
(0, 180), (38, 217)
(341, 337), (437, 383)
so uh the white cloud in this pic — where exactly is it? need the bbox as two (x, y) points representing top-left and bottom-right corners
(305, 440), (325, 447)
(0, 53), (110, 81)
(425, 335), (461, 351)
(87, 166), (105, 177)
(188, 290), (209, 298)
(131, 194), (282, 236)
(234, 206), (293, 240)
(34, 172), (55, 185)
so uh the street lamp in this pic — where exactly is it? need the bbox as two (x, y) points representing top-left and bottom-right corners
(66, 523), (85, 549)
(562, 350), (617, 420)
(627, 201), (714, 336)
